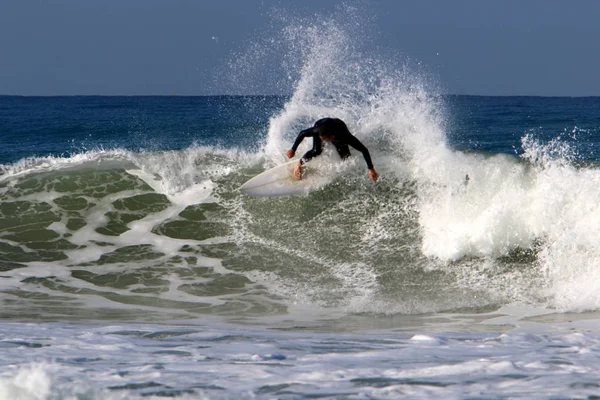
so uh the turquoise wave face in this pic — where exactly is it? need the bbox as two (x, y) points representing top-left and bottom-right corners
(0, 145), (551, 324)
(0, 160), (264, 321)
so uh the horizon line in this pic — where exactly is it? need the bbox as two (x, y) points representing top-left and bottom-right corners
(1, 93), (599, 99)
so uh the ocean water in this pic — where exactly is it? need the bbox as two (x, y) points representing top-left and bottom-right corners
(4, 12), (600, 400)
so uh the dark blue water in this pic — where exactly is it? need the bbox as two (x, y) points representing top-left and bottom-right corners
(2, 95), (600, 166)
(446, 96), (600, 159)
(0, 96), (284, 164)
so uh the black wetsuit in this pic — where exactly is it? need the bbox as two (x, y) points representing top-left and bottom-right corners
(291, 118), (374, 169)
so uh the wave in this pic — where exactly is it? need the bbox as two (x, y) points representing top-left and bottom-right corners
(246, 5), (600, 313)
(2, 6), (600, 318)
(1, 131), (600, 317)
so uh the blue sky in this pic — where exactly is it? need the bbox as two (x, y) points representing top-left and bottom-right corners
(1, 0), (598, 96)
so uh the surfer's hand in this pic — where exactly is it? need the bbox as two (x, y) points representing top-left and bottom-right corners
(286, 149), (295, 159)
(368, 168), (379, 182)
(292, 161), (303, 180)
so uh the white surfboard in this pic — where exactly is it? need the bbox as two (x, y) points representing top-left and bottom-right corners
(240, 159), (334, 197)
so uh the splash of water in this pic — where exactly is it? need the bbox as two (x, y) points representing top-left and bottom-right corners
(245, 6), (600, 313)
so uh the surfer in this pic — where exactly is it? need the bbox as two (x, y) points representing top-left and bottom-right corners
(285, 118), (380, 181)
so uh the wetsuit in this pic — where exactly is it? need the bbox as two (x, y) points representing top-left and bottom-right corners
(291, 118), (374, 169)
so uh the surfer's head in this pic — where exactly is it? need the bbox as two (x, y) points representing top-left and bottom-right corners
(320, 133), (335, 142)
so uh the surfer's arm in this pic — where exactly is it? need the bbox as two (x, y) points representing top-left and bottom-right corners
(347, 135), (379, 181)
(347, 136), (374, 169)
(288, 127), (320, 160)
(291, 127), (317, 152)
(300, 135), (323, 164)
(287, 128), (319, 180)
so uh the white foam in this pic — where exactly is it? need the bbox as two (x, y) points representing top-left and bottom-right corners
(0, 363), (52, 400)
(410, 334), (444, 344)
(128, 145), (259, 198)
(0, 149), (135, 183)
(418, 152), (534, 261)
(4, 310), (600, 399)
(416, 133), (600, 311)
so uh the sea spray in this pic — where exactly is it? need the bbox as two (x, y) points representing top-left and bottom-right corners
(520, 135), (600, 311)
(250, 6), (600, 313)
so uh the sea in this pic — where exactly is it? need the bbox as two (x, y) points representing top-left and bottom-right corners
(3, 13), (600, 400)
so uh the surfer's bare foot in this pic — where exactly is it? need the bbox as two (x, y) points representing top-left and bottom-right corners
(292, 161), (303, 180)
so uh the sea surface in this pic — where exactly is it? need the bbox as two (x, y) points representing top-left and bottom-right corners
(4, 13), (600, 400)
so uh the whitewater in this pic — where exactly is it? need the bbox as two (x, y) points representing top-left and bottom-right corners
(2, 5), (600, 399)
